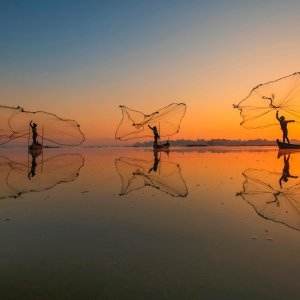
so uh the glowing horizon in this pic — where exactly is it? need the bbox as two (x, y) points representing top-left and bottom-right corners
(1, 1), (300, 144)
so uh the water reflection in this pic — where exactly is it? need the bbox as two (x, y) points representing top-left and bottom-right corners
(28, 150), (41, 179)
(115, 150), (188, 197)
(237, 152), (300, 231)
(0, 152), (84, 200)
(278, 153), (298, 188)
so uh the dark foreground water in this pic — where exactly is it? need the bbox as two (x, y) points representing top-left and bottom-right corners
(0, 146), (299, 300)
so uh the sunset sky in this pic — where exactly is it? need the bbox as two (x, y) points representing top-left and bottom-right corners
(1, 0), (300, 144)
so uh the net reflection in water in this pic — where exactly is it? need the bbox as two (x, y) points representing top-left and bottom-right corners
(0, 153), (84, 200)
(115, 153), (188, 197)
(237, 166), (300, 231)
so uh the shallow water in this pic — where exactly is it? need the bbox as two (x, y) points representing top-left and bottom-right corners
(0, 146), (299, 299)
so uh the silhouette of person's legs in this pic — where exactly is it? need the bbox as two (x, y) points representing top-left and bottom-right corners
(284, 134), (289, 144)
(283, 132), (289, 143)
(32, 133), (37, 144)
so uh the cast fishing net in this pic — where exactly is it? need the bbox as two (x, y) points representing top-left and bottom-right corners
(234, 72), (300, 129)
(0, 105), (85, 146)
(115, 103), (186, 140)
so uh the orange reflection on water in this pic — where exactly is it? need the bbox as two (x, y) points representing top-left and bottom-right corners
(0, 146), (300, 299)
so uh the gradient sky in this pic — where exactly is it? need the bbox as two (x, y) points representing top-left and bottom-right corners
(1, 0), (300, 144)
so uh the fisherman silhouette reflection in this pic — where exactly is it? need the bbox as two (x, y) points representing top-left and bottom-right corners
(30, 120), (38, 144)
(279, 154), (298, 188)
(276, 111), (295, 144)
(148, 150), (160, 173)
(28, 151), (38, 179)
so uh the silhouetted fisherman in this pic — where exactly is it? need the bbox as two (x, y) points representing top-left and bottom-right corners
(276, 110), (295, 144)
(148, 124), (159, 148)
(279, 154), (298, 188)
(30, 120), (38, 144)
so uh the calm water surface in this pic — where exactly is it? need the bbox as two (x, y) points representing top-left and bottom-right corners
(0, 146), (299, 299)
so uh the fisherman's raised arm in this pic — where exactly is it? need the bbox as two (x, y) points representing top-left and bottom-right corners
(276, 110), (280, 121)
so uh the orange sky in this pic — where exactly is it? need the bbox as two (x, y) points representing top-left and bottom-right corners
(1, 1), (300, 145)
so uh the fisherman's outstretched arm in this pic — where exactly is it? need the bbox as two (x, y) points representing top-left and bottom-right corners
(287, 120), (295, 123)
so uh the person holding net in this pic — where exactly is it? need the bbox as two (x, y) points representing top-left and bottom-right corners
(276, 111), (295, 144)
(148, 124), (160, 148)
(30, 120), (38, 144)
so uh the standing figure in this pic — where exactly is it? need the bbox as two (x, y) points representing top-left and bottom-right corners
(276, 111), (295, 144)
(30, 121), (38, 144)
(148, 124), (160, 148)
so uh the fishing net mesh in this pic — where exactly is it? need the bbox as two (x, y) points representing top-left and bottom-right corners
(238, 168), (300, 231)
(0, 153), (84, 199)
(115, 103), (186, 140)
(234, 72), (300, 129)
(115, 156), (188, 197)
(0, 105), (85, 146)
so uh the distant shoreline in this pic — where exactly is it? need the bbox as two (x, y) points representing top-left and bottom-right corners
(132, 139), (285, 147)
(185, 144), (277, 147)
(2, 139), (300, 148)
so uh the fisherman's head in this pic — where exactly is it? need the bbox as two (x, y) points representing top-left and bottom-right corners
(33, 123), (37, 127)
(280, 116), (285, 121)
